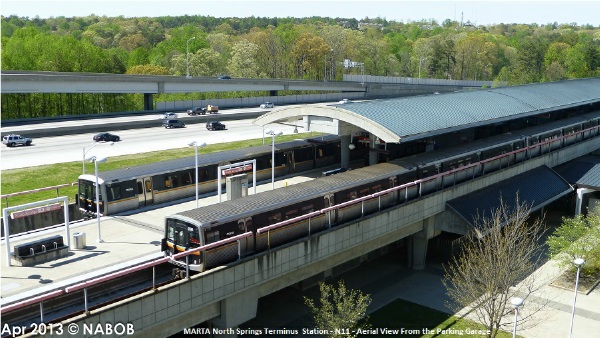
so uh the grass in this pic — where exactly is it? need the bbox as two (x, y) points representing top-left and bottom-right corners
(366, 299), (520, 338)
(1, 132), (320, 212)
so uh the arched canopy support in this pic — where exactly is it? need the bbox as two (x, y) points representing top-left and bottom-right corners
(253, 106), (402, 144)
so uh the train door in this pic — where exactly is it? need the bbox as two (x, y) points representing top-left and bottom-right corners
(324, 193), (336, 227)
(286, 151), (295, 174)
(136, 177), (154, 206)
(238, 217), (254, 253)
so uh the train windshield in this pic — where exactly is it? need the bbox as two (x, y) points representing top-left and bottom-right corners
(78, 179), (99, 200)
(166, 218), (201, 247)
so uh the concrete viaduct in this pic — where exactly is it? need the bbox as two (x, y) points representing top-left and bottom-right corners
(39, 135), (597, 338)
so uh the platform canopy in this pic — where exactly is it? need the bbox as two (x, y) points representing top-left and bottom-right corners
(553, 155), (600, 190)
(446, 166), (573, 234)
(253, 78), (600, 144)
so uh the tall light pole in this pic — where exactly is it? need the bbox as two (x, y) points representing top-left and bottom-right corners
(186, 37), (196, 79)
(82, 141), (113, 174)
(87, 155), (108, 243)
(569, 258), (585, 338)
(188, 141), (206, 208)
(419, 56), (429, 78)
(510, 297), (524, 338)
(265, 129), (282, 190)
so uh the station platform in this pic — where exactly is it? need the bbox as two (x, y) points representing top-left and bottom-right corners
(0, 172), (318, 305)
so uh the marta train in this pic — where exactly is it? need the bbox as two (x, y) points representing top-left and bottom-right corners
(77, 135), (364, 216)
(161, 112), (599, 272)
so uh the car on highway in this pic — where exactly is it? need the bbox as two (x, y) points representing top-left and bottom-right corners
(3, 134), (33, 147)
(338, 99), (350, 104)
(260, 102), (274, 109)
(163, 119), (186, 128)
(187, 107), (206, 115)
(160, 112), (178, 119)
(93, 133), (120, 142)
(217, 74), (231, 80)
(206, 121), (226, 131)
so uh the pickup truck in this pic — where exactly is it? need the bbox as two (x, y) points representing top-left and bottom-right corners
(207, 105), (219, 113)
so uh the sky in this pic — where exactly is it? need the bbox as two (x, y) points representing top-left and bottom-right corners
(1, 0), (599, 26)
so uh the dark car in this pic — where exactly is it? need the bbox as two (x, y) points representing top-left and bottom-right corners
(163, 120), (186, 128)
(187, 107), (206, 115)
(217, 75), (231, 80)
(206, 121), (226, 130)
(93, 133), (120, 142)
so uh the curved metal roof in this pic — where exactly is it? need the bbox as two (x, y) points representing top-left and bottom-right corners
(254, 77), (600, 143)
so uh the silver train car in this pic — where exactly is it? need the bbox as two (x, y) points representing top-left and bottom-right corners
(163, 112), (600, 271)
(77, 135), (346, 216)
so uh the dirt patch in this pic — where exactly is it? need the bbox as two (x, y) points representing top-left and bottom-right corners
(550, 269), (600, 295)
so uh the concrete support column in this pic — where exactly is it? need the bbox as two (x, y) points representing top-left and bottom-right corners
(575, 188), (594, 216)
(369, 134), (378, 165)
(143, 93), (154, 110)
(407, 218), (435, 270)
(341, 134), (351, 168)
(209, 288), (259, 337)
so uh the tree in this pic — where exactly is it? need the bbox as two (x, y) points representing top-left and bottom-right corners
(304, 280), (371, 338)
(443, 196), (547, 338)
(227, 39), (259, 78)
(547, 206), (600, 275)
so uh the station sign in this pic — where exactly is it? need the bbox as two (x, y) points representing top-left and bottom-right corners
(221, 164), (253, 176)
(10, 203), (62, 219)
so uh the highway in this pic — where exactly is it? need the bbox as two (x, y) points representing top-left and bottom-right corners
(1, 108), (305, 171)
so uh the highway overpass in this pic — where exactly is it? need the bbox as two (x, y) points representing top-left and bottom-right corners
(0, 71), (493, 110)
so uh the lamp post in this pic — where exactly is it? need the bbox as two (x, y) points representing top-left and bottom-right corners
(87, 155), (108, 243)
(82, 141), (113, 174)
(188, 141), (206, 208)
(186, 37), (196, 79)
(419, 56), (429, 78)
(265, 129), (283, 190)
(569, 258), (585, 338)
(510, 297), (524, 338)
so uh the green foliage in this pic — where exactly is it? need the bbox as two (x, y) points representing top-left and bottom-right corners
(547, 207), (600, 274)
(304, 280), (372, 338)
(2, 14), (600, 117)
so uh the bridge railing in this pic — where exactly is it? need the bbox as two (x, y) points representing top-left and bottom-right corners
(1, 123), (597, 323)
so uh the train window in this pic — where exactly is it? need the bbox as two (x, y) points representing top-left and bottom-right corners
(108, 185), (122, 200)
(285, 209), (298, 219)
(167, 222), (175, 241)
(318, 149), (324, 158)
(176, 228), (185, 245)
(302, 204), (314, 213)
(372, 185), (382, 193)
(145, 180), (152, 193)
(359, 188), (370, 196)
(206, 230), (220, 244)
(347, 191), (358, 199)
(182, 171), (192, 185)
(268, 213), (282, 223)
(165, 177), (172, 188)
(189, 229), (201, 245)
(79, 181), (94, 200)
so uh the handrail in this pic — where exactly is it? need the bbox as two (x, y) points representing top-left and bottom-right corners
(1, 182), (78, 199)
(1, 123), (597, 317)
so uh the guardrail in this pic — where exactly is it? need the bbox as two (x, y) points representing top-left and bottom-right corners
(1, 183), (78, 208)
(1, 124), (597, 324)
